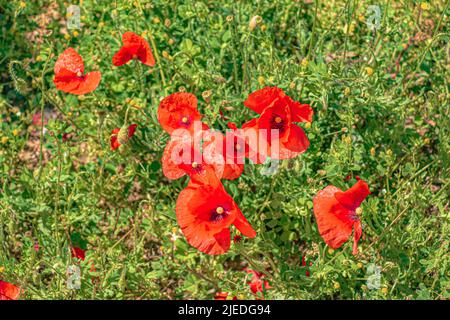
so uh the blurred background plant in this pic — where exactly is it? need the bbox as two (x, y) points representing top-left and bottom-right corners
(0, 0), (448, 299)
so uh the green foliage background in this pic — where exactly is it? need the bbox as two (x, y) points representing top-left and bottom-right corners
(0, 0), (448, 299)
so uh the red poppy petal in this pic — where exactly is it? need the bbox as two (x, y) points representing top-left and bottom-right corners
(54, 47), (84, 74)
(162, 140), (187, 180)
(278, 124), (309, 158)
(0, 280), (20, 300)
(244, 86), (285, 114)
(233, 209), (256, 238)
(222, 163), (244, 180)
(122, 31), (142, 46)
(111, 135), (120, 150)
(335, 179), (370, 211)
(176, 186), (232, 255)
(313, 186), (354, 249)
(290, 101), (314, 123)
(70, 71), (101, 95)
(112, 46), (134, 66)
(137, 38), (155, 66)
(127, 124), (138, 138)
(158, 92), (200, 134)
(71, 247), (86, 261)
(54, 69), (81, 92)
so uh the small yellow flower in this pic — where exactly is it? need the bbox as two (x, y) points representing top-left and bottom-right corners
(152, 17), (160, 24)
(423, 138), (430, 144)
(289, 81), (296, 89)
(365, 67), (374, 76)
(64, 34), (71, 41)
(349, 23), (356, 34)
(358, 14), (365, 22)
(168, 38), (175, 45)
(334, 282), (340, 290)
(305, 122), (311, 129)
(343, 135), (352, 144)
(260, 24), (267, 32)
(420, 2), (430, 11)
(258, 76), (265, 86)
(67, 112), (73, 117)
(162, 51), (171, 59)
(1, 136), (9, 144)
(171, 227), (178, 234)
(226, 15), (234, 23)
(12, 129), (19, 136)
(327, 248), (334, 255)
(386, 149), (393, 156)
(344, 87), (350, 96)
(381, 287), (388, 295)
(0, 266), (4, 273)
(98, 21), (105, 28)
(19, 1), (26, 9)
(301, 58), (309, 68)
(370, 147), (376, 156)
(36, 55), (43, 62)
(357, 262), (363, 269)
(72, 30), (79, 37)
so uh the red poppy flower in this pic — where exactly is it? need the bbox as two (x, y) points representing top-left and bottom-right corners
(158, 92), (204, 135)
(246, 269), (272, 295)
(162, 129), (224, 185)
(176, 183), (256, 255)
(110, 124), (137, 150)
(302, 256), (313, 277)
(0, 280), (20, 300)
(53, 48), (101, 95)
(202, 126), (245, 180)
(112, 32), (155, 67)
(242, 87), (313, 163)
(244, 86), (313, 122)
(71, 246), (86, 261)
(313, 179), (370, 255)
(214, 292), (238, 300)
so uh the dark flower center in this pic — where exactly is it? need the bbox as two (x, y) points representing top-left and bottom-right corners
(190, 161), (203, 173)
(270, 115), (285, 132)
(210, 206), (228, 223)
(180, 116), (191, 126)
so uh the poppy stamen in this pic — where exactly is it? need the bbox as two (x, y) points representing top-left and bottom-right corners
(216, 207), (224, 214)
(274, 116), (282, 124)
(355, 207), (363, 215)
(181, 116), (189, 123)
(76, 71), (82, 77)
(191, 161), (198, 168)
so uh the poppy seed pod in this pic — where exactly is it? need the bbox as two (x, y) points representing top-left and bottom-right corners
(249, 15), (263, 31)
(117, 126), (130, 145)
